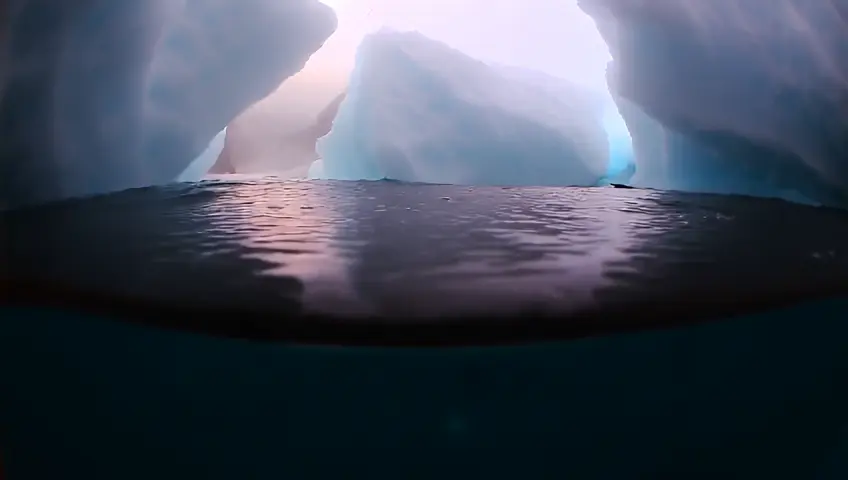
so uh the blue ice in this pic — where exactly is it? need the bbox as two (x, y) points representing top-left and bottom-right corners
(582, 0), (848, 206)
(177, 129), (227, 182)
(310, 30), (611, 187)
(602, 102), (635, 183)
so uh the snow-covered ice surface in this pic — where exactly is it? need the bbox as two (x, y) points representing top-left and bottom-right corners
(0, 0), (336, 209)
(579, 0), (848, 206)
(311, 30), (610, 187)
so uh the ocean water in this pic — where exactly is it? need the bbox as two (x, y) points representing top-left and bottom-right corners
(3, 178), (848, 339)
(2, 178), (848, 477)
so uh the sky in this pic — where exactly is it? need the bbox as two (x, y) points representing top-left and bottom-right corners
(313, 0), (613, 91)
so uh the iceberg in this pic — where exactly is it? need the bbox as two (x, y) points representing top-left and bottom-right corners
(311, 30), (610, 187)
(222, 91), (346, 175)
(177, 128), (227, 182)
(603, 102), (635, 182)
(579, 0), (848, 206)
(0, 0), (336, 209)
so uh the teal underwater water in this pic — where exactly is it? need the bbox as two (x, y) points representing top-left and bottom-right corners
(2, 300), (848, 478)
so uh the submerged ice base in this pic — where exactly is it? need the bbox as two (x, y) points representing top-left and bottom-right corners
(311, 30), (611, 187)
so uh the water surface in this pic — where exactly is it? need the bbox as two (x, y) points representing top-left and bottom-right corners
(3, 178), (847, 343)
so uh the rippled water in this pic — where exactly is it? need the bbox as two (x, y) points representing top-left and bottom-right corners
(3, 178), (848, 342)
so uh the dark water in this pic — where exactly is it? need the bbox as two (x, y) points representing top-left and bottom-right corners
(2, 178), (848, 478)
(2, 178), (847, 343)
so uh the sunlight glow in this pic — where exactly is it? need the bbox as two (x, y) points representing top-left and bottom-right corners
(315, 0), (613, 92)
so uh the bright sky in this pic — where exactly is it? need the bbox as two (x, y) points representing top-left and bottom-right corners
(313, 0), (612, 92)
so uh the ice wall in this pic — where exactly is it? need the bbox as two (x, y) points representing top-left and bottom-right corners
(600, 100), (635, 183)
(177, 128), (227, 182)
(579, 0), (848, 206)
(0, 0), (336, 209)
(312, 30), (609, 187)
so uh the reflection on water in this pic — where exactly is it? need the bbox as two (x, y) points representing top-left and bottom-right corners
(334, 186), (642, 317)
(2, 178), (847, 341)
(200, 181), (367, 315)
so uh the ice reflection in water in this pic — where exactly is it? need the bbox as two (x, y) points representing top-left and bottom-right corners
(2, 178), (847, 330)
(210, 182), (371, 315)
